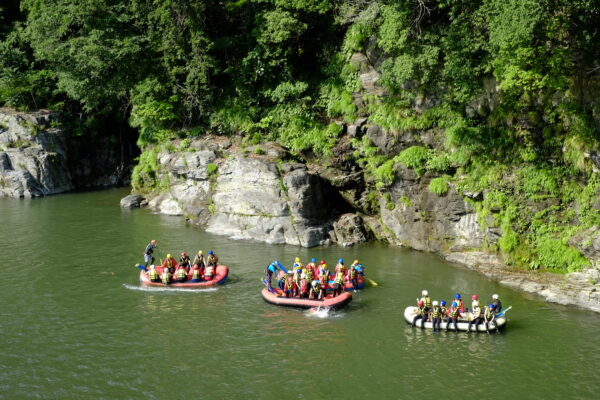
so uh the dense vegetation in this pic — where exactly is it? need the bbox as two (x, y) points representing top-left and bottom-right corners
(2, 0), (600, 272)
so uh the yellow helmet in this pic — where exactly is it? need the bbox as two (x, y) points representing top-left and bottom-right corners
(198, 250), (203, 255)
(354, 259), (359, 264)
(295, 257), (300, 262)
(166, 254), (172, 258)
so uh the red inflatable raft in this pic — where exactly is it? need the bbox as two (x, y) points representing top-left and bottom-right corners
(140, 265), (229, 288)
(260, 288), (352, 310)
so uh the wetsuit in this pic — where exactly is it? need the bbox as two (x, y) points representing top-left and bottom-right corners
(144, 243), (156, 267)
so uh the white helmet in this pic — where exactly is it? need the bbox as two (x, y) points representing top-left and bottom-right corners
(301, 273), (306, 279)
(432, 300), (438, 306)
(149, 265), (155, 269)
(492, 294), (499, 300)
(422, 290), (428, 296)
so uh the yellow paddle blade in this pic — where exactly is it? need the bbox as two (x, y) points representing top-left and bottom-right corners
(368, 278), (378, 287)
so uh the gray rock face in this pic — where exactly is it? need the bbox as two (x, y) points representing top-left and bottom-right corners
(143, 139), (340, 247)
(0, 109), (73, 197)
(331, 213), (370, 246)
(569, 226), (600, 266)
(381, 170), (486, 253)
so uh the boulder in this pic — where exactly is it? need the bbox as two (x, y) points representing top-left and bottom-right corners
(120, 194), (145, 208)
(332, 213), (370, 246)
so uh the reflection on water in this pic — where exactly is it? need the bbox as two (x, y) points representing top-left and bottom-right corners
(1, 189), (599, 399)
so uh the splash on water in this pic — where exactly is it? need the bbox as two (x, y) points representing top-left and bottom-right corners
(306, 307), (342, 319)
(122, 283), (218, 293)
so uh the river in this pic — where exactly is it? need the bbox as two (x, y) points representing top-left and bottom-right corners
(0, 189), (598, 399)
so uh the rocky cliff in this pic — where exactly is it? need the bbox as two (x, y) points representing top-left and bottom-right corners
(0, 108), (135, 197)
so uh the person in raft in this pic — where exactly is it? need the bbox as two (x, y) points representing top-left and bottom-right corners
(431, 300), (443, 331)
(334, 258), (346, 275)
(190, 263), (203, 282)
(411, 300), (427, 328)
(351, 259), (364, 276)
(143, 239), (157, 267)
(332, 270), (345, 296)
(179, 252), (191, 272)
(467, 303), (484, 333)
(174, 264), (188, 283)
(265, 261), (281, 290)
(419, 290), (432, 318)
(146, 265), (160, 282)
(492, 294), (502, 314)
(193, 250), (206, 276)
(453, 293), (465, 313)
(282, 273), (296, 297)
(440, 300), (449, 324)
(162, 253), (178, 273)
(446, 301), (461, 331)
(305, 258), (317, 277)
(292, 257), (303, 273)
(160, 265), (172, 284)
(204, 250), (218, 280)
(484, 304), (497, 333)
(347, 262), (358, 291)
(470, 294), (480, 311)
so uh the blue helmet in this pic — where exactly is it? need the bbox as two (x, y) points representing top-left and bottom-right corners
(311, 258), (317, 262)
(489, 304), (495, 309)
(208, 250), (214, 255)
(452, 301), (458, 307)
(455, 293), (461, 299)
(441, 300), (446, 306)
(338, 258), (343, 263)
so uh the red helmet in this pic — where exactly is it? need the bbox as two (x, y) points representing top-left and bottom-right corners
(472, 294), (478, 300)
(320, 260), (326, 265)
(418, 301), (424, 307)
(151, 240), (157, 245)
(181, 252), (187, 256)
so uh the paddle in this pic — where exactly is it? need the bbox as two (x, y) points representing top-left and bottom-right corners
(495, 305), (512, 318)
(365, 275), (378, 287)
(135, 264), (146, 270)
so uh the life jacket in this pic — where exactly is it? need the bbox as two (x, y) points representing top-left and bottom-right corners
(148, 269), (158, 280)
(421, 296), (432, 309)
(165, 258), (175, 268)
(161, 271), (171, 284)
(417, 306), (426, 315)
(349, 267), (356, 278)
(192, 268), (201, 280)
(177, 268), (187, 280)
(179, 256), (190, 266)
(335, 264), (345, 274)
(472, 300), (480, 309)
(493, 299), (502, 313)
(194, 255), (205, 266)
(319, 268), (329, 278)
(205, 265), (215, 276)
(284, 277), (295, 290)
(306, 270), (314, 282)
(484, 307), (495, 320)
(441, 306), (448, 316)
(449, 307), (459, 318)
(455, 299), (464, 311)
(333, 272), (344, 285)
(207, 255), (217, 265)
(311, 280), (320, 292)
(472, 307), (482, 319)
(432, 306), (441, 318)
(319, 275), (327, 287)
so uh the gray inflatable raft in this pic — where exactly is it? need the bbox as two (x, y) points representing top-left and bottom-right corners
(404, 306), (507, 332)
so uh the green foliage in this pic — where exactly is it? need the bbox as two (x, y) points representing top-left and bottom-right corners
(206, 163), (218, 178)
(395, 146), (430, 175)
(131, 148), (160, 191)
(428, 175), (452, 196)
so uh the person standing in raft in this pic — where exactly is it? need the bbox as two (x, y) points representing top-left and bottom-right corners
(146, 265), (160, 282)
(160, 265), (172, 285)
(179, 252), (191, 272)
(440, 300), (449, 324)
(412, 300), (427, 328)
(467, 303), (483, 333)
(264, 261), (281, 290)
(306, 258), (317, 276)
(431, 301), (443, 331)
(484, 304), (497, 333)
(471, 294), (480, 312)
(162, 254), (178, 273)
(492, 294), (502, 314)
(446, 301), (461, 331)
(204, 250), (218, 280)
(174, 264), (188, 283)
(332, 270), (345, 296)
(143, 239), (158, 267)
(335, 258), (346, 275)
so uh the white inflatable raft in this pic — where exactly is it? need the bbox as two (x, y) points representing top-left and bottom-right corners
(403, 306), (507, 332)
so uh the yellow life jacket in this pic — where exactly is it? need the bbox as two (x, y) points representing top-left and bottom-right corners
(449, 307), (459, 318)
(205, 265), (215, 276)
(177, 268), (187, 279)
(432, 306), (441, 318)
(421, 296), (432, 308)
(161, 271), (171, 284)
(165, 258), (175, 268)
(334, 272), (344, 284)
(192, 269), (201, 280)
(148, 269), (158, 280)
(472, 307), (482, 318)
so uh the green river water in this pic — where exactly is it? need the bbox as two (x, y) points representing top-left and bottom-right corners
(1, 189), (599, 399)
